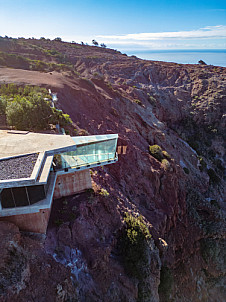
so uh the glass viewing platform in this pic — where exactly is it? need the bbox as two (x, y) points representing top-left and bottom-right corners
(53, 134), (118, 171)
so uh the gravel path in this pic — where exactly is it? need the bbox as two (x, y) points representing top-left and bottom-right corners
(0, 153), (39, 180)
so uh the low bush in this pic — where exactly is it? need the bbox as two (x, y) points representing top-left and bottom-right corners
(119, 213), (151, 279)
(161, 159), (170, 171)
(99, 188), (109, 197)
(162, 150), (171, 159)
(54, 219), (63, 226)
(214, 158), (224, 172)
(210, 199), (220, 209)
(149, 145), (172, 169)
(0, 51), (74, 73)
(158, 266), (174, 301)
(149, 145), (164, 161)
(207, 168), (220, 184)
(187, 138), (200, 153)
(0, 84), (72, 130)
(0, 96), (7, 114)
(134, 99), (142, 106)
(147, 94), (157, 106)
(183, 167), (190, 174)
(199, 156), (207, 172)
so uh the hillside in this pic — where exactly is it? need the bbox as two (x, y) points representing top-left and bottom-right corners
(0, 37), (225, 302)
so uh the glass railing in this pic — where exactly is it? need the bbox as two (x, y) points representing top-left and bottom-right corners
(53, 138), (118, 170)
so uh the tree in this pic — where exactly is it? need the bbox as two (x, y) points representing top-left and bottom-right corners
(54, 37), (62, 42)
(92, 39), (99, 46)
(100, 43), (107, 48)
(198, 60), (207, 65)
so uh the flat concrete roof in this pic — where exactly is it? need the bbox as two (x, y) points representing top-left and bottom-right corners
(0, 130), (77, 159)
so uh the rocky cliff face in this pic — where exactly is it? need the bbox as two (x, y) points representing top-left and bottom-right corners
(0, 37), (225, 302)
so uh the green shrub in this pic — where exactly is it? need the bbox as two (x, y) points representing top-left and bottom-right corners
(54, 219), (63, 226)
(207, 168), (220, 184)
(54, 37), (62, 42)
(1, 84), (72, 130)
(134, 99), (142, 106)
(158, 266), (174, 300)
(32, 60), (48, 71)
(99, 188), (109, 197)
(161, 159), (170, 171)
(106, 81), (113, 90)
(147, 95), (157, 106)
(187, 138), (199, 153)
(210, 199), (220, 209)
(0, 51), (30, 69)
(199, 156), (207, 172)
(6, 95), (52, 130)
(149, 145), (164, 161)
(162, 150), (171, 159)
(183, 167), (190, 174)
(119, 213), (151, 279)
(214, 158), (224, 172)
(0, 96), (7, 114)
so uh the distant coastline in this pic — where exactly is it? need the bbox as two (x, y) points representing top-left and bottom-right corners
(125, 49), (226, 67)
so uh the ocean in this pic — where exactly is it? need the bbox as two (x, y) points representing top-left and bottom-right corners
(125, 50), (226, 67)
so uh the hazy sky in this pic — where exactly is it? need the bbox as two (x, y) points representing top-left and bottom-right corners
(0, 0), (226, 50)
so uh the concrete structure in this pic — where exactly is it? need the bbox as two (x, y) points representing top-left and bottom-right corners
(0, 130), (118, 233)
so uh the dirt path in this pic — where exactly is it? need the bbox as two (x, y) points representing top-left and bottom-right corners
(0, 67), (65, 88)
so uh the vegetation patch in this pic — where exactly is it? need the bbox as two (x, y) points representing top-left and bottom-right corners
(119, 213), (151, 279)
(54, 219), (64, 227)
(0, 84), (72, 130)
(149, 145), (171, 167)
(161, 159), (170, 171)
(198, 156), (207, 172)
(0, 51), (30, 69)
(99, 188), (109, 197)
(147, 94), (157, 106)
(0, 51), (74, 73)
(183, 167), (190, 174)
(210, 199), (220, 209)
(162, 150), (171, 159)
(207, 168), (220, 184)
(158, 266), (174, 301)
(149, 145), (164, 161)
(134, 99), (142, 106)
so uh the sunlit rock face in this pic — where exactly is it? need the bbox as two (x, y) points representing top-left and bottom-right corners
(0, 37), (225, 302)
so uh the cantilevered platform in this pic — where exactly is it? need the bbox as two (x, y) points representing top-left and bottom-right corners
(0, 131), (118, 233)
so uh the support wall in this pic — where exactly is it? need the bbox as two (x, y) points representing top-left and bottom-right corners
(53, 169), (92, 199)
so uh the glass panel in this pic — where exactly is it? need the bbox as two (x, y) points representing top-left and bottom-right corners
(12, 187), (29, 207)
(54, 138), (117, 170)
(28, 185), (45, 204)
(1, 189), (15, 208)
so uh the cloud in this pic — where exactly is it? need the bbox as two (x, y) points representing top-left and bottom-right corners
(98, 25), (226, 41)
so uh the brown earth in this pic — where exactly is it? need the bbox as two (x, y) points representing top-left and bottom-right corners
(0, 37), (225, 302)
